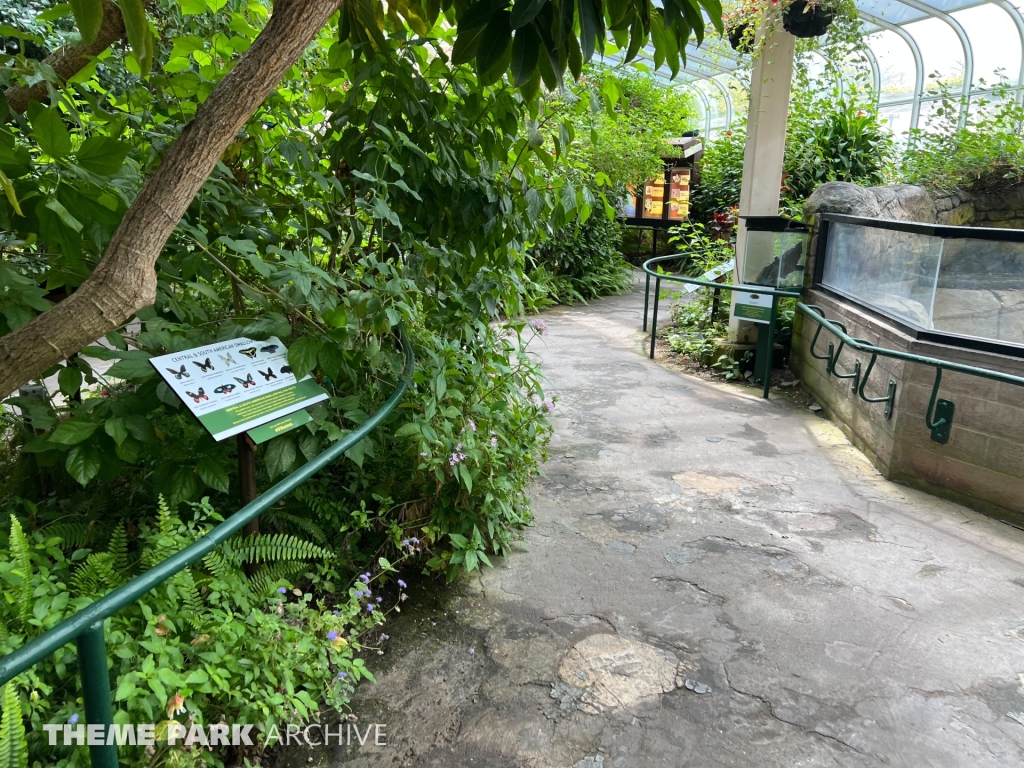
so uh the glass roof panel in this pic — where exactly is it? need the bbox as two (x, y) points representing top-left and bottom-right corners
(951, 4), (1022, 86)
(865, 29), (919, 101)
(903, 16), (965, 90)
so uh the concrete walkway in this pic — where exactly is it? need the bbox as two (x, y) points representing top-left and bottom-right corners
(302, 283), (1024, 767)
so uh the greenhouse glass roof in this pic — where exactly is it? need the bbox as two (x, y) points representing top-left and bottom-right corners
(604, 0), (1024, 138)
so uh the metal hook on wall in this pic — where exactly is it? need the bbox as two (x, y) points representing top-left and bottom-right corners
(924, 367), (955, 444)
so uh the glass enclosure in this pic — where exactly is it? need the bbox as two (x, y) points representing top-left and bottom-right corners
(819, 215), (1024, 348)
(741, 217), (809, 289)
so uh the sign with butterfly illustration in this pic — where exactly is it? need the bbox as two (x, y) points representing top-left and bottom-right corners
(149, 336), (328, 441)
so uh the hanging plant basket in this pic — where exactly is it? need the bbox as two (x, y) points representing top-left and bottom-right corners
(782, 0), (834, 38)
(728, 23), (753, 52)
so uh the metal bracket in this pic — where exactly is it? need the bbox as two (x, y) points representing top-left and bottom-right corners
(828, 321), (861, 393)
(925, 368), (955, 444)
(856, 349), (897, 420)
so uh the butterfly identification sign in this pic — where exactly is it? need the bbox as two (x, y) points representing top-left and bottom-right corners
(149, 336), (329, 441)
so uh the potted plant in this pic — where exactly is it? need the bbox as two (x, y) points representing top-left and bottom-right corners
(782, 0), (834, 38)
(721, 0), (858, 50)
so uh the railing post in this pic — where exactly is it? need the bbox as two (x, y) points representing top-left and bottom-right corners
(643, 272), (651, 332)
(77, 621), (118, 768)
(649, 277), (661, 360)
(760, 295), (779, 399)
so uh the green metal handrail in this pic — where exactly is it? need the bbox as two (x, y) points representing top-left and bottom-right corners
(642, 253), (802, 398)
(0, 329), (415, 767)
(798, 303), (1024, 442)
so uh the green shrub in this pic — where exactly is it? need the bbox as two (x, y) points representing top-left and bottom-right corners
(529, 214), (632, 305)
(900, 82), (1024, 193)
(0, 502), (400, 767)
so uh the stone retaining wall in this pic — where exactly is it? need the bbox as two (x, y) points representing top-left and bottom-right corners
(793, 290), (1024, 525)
(793, 181), (1024, 524)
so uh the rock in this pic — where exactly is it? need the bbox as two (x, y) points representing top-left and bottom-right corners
(558, 634), (679, 714)
(808, 404), (823, 412)
(871, 184), (936, 223)
(804, 182), (881, 219)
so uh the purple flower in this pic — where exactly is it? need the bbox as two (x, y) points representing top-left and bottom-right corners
(355, 590), (364, 598)
(337, 672), (347, 679)
(364, 588), (372, 597)
(466, 419), (476, 432)
(411, 537), (419, 544)
(327, 631), (338, 642)
(277, 587), (287, 594)
(333, 610), (340, 616)
(69, 714), (79, 725)
(468, 648), (475, 655)
(359, 573), (370, 584)
(543, 400), (555, 413)
(376, 597), (383, 603)
(381, 634), (390, 641)
(402, 539), (410, 547)
(490, 437), (497, 448)
(397, 579), (407, 589)
(449, 452), (466, 466)
(366, 604), (375, 612)
(530, 319), (549, 335)
(456, 443), (463, 451)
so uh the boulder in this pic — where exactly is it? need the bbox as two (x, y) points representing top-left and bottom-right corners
(804, 182), (936, 223)
(804, 182), (881, 218)
(871, 184), (936, 223)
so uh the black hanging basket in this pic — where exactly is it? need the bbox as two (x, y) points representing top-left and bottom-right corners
(728, 23), (753, 52)
(782, 0), (834, 38)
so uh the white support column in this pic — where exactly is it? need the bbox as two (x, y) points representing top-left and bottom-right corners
(731, 27), (796, 341)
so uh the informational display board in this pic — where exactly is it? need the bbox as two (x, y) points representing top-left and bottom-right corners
(683, 259), (735, 294)
(667, 169), (691, 220)
(150, 337), (328, 441)
(642, 180), (665, 219)
(732, 289), (774, 324)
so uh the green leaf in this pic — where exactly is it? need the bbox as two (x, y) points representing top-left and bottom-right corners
(511, 25), (540, 87)
(118, 0), (153, 76)
(57, 366), (83, 398)
(287, 337), (322, 380)
(510, 0), (547, 28)
(66, 444), (102, 485)
(264, 437), (297, 479)
(76, 136), (131, 176)
(68, 0), (103, 44)
(394, 422), (421, 438)
(104, 416), (129, 445)
(32, 109), (72, 159)
(106, 357), (155, 380)
(197, 461), (229, 493)
(0, 169), (23, 216)
(44, 199), (83, 232)
(50, 419), (100, 445)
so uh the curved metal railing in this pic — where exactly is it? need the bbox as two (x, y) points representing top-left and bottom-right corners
(0, 329), (415, 767)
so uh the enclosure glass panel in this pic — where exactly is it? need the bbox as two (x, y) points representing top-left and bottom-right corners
(933, 238), (1024, 344)
(743, 230), (808, 288)
(821, 222), (943, 328)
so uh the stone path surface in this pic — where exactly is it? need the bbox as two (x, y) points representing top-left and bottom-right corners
(293, 282), (1024, 767)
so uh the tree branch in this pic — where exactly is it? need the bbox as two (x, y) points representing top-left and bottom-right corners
(3, 0), (128, 116)
(0, 0), (342, 399)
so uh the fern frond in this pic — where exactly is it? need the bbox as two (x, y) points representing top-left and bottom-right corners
(248, 561), (309, 599)
(201, 550), (232, 580)
(70, 553), (121, 598)
(108, 522), (129, 572)
(0, 681), (28, 768)
(266, 511), (328, 544)
(236, 534), (331, 565)
(39, 522), (96, 551)
(8, 517), (31, 626)
(172, 570), (205, 629)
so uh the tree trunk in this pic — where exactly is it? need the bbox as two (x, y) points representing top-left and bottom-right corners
(0, 0), (341, 399)
(3, 0), (129, 116)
